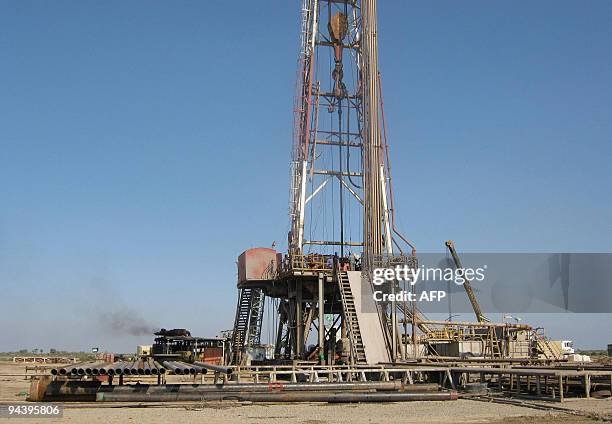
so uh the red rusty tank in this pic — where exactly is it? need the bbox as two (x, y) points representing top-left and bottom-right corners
(237, 247), (281, 286)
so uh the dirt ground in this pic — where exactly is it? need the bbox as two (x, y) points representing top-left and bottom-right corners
(1, 362), (610, 423)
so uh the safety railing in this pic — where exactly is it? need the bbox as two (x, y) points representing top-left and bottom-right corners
(286, 253), (336, 272)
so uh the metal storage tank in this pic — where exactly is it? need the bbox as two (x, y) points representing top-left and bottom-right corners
(237, 247), (281, 286)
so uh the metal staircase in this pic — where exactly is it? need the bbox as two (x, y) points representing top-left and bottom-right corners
(231, 287), (264, 365)
(534, 328), (562, 360)
(247, 289), (265, 347)
(337, 272), (367, 364)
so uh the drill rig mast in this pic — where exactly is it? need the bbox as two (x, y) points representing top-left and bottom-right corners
(289, 0), (398, 263)
(232, 0), (417, 365)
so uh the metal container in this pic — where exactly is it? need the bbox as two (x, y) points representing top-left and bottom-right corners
(237, 248), (280, 285)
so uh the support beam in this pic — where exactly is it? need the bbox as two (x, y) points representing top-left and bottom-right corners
(304, 240), (363, 247)
(296, 281), (303, 357)
(318, 273), (325, 364)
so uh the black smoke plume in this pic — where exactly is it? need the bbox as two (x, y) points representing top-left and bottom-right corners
(102, 308), (158, 336)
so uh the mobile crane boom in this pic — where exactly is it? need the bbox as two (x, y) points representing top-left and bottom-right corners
(445, 240), (490, 323)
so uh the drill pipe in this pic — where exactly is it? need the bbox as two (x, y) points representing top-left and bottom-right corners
(120, 361), (134, 375)
(153, 361), (166, 374)
(71, 362), (105, 376)
(189, 363), (208, 375)
(129, 361), (139, 375)
(114, 362), (127, 375)
(162, 361), (204, 375)
(51, 367), (63, 376)
(136, 359), (145, 375)
(91, 364), (108, 376)
(181, 363), (197, 375)
(96, 390), (458, 403)
(112, 361), (131, 375)
(142, 360), (151, 375)
(194, 362), (232, 375)
(145, 358), (159, 375)
(117, 361), (133, 375)
(149, 362), (159, 375)
(143, 359), (153, 375)
(84, 362), (108, 376)
(162, 361), (186, 375)
(50, 362), (95, 376)
(40, 381), (439, 402)
(85, 365), (96, 375)
(53, 381), (425, 394)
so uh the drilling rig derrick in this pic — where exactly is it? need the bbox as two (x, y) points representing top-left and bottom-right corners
(231, 0), (417, 367)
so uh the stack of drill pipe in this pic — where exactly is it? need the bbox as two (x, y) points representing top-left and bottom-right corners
(162, 361), (206, 375)
(40, 380), (443, 402)
(113, 360), (138, 375)
(111, 361), (131, 375)
(51, 365), (72, 376)
(161, 361), (182, 375)
(88, 362), (110, 376)
(79, 362), (108, 376)
(177, 362), (196, 375)
(194, 362), (232, 375)
(144, 358), (159, 375)
(113, 361), (128, 375)
(50, 362), (88, 376)
(77, 363), (94, 375)
(176, 361), (203, 375)
(50, 361), (102, 376)
(189, 363), (208, 375)
(128, 360), (139, 375)
(108, 358), (165, 376)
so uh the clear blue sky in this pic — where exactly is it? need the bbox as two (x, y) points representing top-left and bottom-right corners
(1, 1), (611, 352)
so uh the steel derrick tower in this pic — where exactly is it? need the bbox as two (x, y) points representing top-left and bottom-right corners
(289, 0), (401, 264)
(232, 0), (416, 366)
